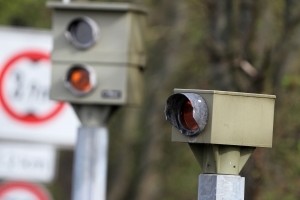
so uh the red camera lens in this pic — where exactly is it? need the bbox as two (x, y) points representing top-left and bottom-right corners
(180, 99), (199, 131)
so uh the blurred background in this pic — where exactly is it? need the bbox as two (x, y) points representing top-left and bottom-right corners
(0, 0), (300, 199)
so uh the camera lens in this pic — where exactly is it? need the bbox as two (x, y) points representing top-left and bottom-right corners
(165, 93), (208, 137)
(180, 99), (199, 131)
(66, 17), (99, 49)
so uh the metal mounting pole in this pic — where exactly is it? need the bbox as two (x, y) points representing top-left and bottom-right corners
(71, 105), (112, 200)
(62, 0), (71, 4)
(198, 174), (245, 200)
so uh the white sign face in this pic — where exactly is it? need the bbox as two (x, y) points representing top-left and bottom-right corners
(0, 143), (56, 183)
(2, 189), (38, 200)
(0, 181), (51, 200)
(0, 26), (80, 147)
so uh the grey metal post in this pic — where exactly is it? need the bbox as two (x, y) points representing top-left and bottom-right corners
(71, 105), (112, 200)
(62, 0), (70, 4)
(198, 174), (245, 200)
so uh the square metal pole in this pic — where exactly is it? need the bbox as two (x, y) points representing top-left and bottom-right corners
(198, 174), (245, 200)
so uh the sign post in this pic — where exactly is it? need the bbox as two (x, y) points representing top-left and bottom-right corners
(71, 105), (111, 200)
(72, 126), (108, 200)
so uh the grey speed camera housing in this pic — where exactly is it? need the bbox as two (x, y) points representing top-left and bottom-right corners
(48, 2), (147, 105)
(165, 89), (276, 175)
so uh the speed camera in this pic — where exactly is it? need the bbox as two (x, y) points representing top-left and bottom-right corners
(165, 89), (276, 174)
(47, 1), (147, 105)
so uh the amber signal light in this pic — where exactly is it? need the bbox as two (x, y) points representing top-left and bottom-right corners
(65, 64), (96, 96)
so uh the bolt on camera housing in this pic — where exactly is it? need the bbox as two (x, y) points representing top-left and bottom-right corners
(165, 89), (276, 175)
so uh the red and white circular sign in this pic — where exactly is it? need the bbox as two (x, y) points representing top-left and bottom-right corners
(0, 50), (64, 124)
(0, 27), (79, 147)
(0, 181), (51, 200)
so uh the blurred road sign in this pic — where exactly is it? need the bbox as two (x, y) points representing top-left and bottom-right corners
(0, 26), (80, 148)
(0, 181), (51, 200)
(0, 142), (56, 183)
(0, 50), (65, 124)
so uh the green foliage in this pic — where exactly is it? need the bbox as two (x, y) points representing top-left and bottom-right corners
(282, 74), (300, 89)
(0, 0), (50, 28)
